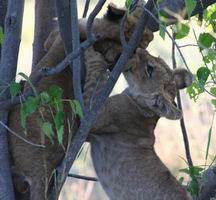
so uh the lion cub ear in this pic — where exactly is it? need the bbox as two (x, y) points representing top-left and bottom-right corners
(173, 68), (193, 89)
(106, 3), (126, 20)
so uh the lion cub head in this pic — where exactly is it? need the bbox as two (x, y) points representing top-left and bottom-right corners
(124, 48), (193, 120)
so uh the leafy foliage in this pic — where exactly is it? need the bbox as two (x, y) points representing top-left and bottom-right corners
(8, 74), (83, 144)
(156, 2), (216, 198)
(180, 166), (204, 197)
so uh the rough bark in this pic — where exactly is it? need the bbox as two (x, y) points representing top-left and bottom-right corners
(55, 0), (72, 54)
(0, 0), (24, 199)
(32, 0), (57, 68)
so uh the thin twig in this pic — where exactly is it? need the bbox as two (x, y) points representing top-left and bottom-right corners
(179, 44), (198, 48)
(0, 121), (45, 148)
(83, 0), (91, 18)
(172, 32), (193, 168)
(68, 173), (98, 182)
(144, 8), (192, 72)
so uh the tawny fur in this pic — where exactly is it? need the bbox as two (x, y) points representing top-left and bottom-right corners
(90, 49), (192, 200)
(45, 2), (153, 66)
(8, 2), (193, 200)
(8, 34), (75, 200)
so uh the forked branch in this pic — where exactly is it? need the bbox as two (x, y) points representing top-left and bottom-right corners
(51, 0), (156, 197)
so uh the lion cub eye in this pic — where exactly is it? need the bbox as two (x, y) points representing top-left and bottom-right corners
(146, 64), (154, 78)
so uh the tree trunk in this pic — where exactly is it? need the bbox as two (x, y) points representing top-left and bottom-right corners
(0, 0), (25, 199)
(32, 0), (57, 68)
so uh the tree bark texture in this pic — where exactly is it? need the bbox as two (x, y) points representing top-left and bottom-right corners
(32, 0), (57, 68)
(55, 0), (72, 54)
(0, 0), (24, 199)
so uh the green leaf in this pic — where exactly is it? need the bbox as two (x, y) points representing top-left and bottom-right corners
(39, 91), (51, 104)
(175, 23), (190, 39)
(198, 33), (216, 49)
(18, 72), (38, 96)
(206, 49), (216, 61)
(210, 87), (216, 96)
(69, 100), (83, 118)
(10, 81), (21, 98)
(179, 168), (190, 175)
(187, 82), (204, 101)
(185, 0), (197, 17)
(0, 26), (4, 45)
(213, 64), (216, 72)
(54, 111), (64, 144)
(187, 178), (199, 197)
(205, 127), (212, 161)
(125, 0), (133, 11)
(159, 24), (166, 39)
(197, 67), (210, 86)
(20, 96), (39, 129)
(210, 11), (216, 20)
(42, 122), (54, 143)
(47, 85), (63, 100)
(212, 99), (216, 109)
(47, 85), (63, 111)
(189, 166), (203, 178)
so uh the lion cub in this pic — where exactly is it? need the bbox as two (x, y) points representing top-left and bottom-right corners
(89, 48), (192, 200)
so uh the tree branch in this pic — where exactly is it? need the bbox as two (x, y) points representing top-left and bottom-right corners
(0, 121), (45, 148)
(0, 0), (24, 199)
(172, 31), (193, 168)
(70, 0), (85, 110)
(68, 173), (98, 182)
(0, 36), (98, 111)
(52, 0), (156, 197)
(146, 0), (216, 32)
(82, 0), (91, 18)
(32, 0), (57, 68)
(55, 0), (72, 54)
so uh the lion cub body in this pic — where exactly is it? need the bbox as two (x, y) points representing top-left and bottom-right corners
(91, 95), (190, 200)
(8, 2), (193, 200)
(89, 49), (192, 200)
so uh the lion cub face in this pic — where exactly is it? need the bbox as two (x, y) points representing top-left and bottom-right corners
(124, 48), (193, 120)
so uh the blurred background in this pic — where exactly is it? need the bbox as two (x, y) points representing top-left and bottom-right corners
(17, 0), (215, 199)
